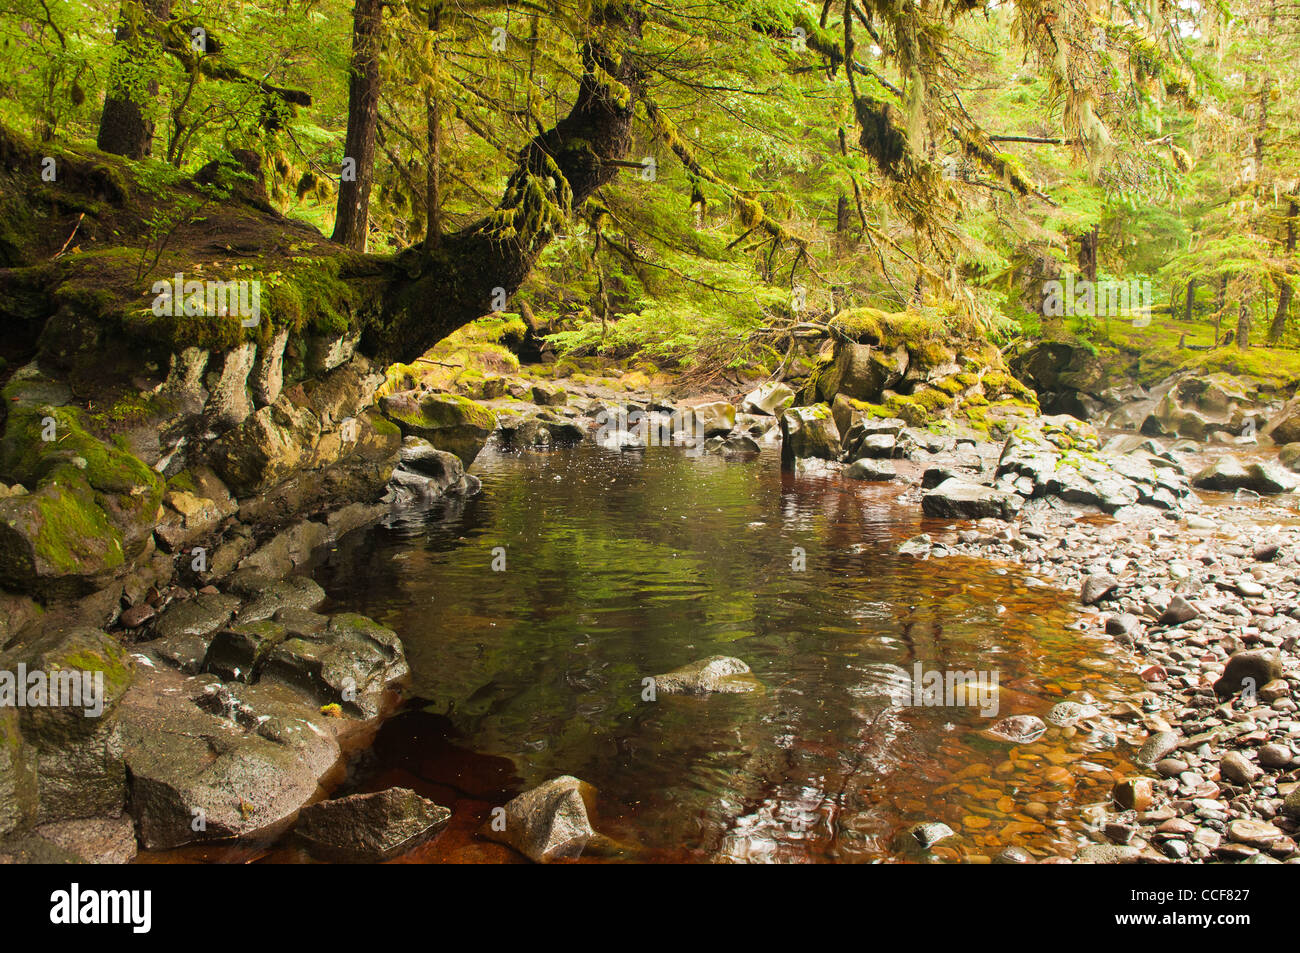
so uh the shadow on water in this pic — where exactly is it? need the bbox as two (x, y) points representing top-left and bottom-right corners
(294, 442), (1145, 863)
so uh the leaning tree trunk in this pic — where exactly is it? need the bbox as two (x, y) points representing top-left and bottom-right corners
(360, 4), (644, 364)
(332, 0), (384, 252)
(97, 0), (173, 159)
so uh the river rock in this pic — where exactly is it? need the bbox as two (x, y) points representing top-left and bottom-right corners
(294, 787), (451, 861)
(741, 382), (795, 417)
(1158, 595), (1199, 626)
(481, 775), (598, 863)
(845, 458), (896, 481)
(1112, 777), (1153, 811)
(779, 404), (842, 468)
(379, 392), (496, 466)
(1080, 573), (1118, 606)
(907, 821), (955, 849)
(1220, 751), (1262, 784)
(984, 715), (1046, 744)
(1192, 458), (1297, 494)
(1213, 650), (1283, 697)
(690, 401), (736, 437)
(652, 656), (759, 695)
(1135, 731), (1181, 766)
(922, 478), (1022, 521)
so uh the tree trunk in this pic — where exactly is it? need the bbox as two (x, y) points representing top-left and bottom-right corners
(1237, 300), (1251, 349)
(1184, 278), (1195, 323)
(1077, 225), (1099, 282)
(332, 0), (384, 251)
(360, 4), (645, 364)
(1269, 200), (1297, 342)
(97, 0), (172, 159)
(423, 2), (443, 249)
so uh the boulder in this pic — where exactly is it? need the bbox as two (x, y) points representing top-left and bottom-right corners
(817, 342), (909, 403)
(294, 787), (450, 861)
(1213, 650), (1283, 697)
(1263, 394), (1300, 445)
(689, 401), (736, 437)
(119, 669), (342, 849)
(480, 775), (598, 863)
(845, 458), (896, 481)
(379, 392), (496, 466)
(1142, 374), (1258, 440)
(259, 612), (408, 717)
(740, 382), (795, 416)
(921, 478), (1022, 521)
(1191, 458), (1297, 494)
(779, 404), (841, 469)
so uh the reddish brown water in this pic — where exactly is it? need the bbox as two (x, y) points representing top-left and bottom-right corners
(146, 443), (1149, 863)
(290, 443), (1148, 862)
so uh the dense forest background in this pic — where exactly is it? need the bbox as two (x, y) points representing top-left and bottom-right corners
(2, 0), (1298, 380)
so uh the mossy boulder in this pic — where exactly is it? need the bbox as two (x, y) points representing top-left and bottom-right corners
(0, 626), (134, 823)
(379, 391), (497, 466)
(0, 378), (164, 595)
(779, 403), (842, 469)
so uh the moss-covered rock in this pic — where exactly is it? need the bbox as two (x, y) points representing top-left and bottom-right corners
(379, 391), (497, 466)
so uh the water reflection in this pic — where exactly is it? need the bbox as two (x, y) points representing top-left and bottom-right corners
(313, 443), (1145, 862)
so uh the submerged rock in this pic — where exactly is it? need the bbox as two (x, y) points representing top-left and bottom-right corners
(652, 656), (759, 694)
(481, 775), (598, 863)
(983, 715), (1046, 744)
(294, 787), (450, 861)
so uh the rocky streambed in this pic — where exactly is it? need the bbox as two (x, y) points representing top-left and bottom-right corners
(4, 336), (1300, 864)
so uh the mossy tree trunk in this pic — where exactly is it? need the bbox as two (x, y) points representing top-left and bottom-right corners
(1269, 200), (1297, 342)
(359, 4), (644, 365)
(97, 0), (173, 159)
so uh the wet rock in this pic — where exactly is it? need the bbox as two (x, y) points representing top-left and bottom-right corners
(1192, 458), (1297, 495)
(28, 814), (137, 864)
(208, 396), (323, 497)
(120, 668), (341, 849)
(1278, 442), (1300, 472)
(816, 341), (909, 404)
(993, 845), (1036, 864)
(1047, 701), (1100, 727)
(741, 382), (795, 417)
(907, 821), (955, 849)
(233, 576), (326, 626)
(1106, 613), (1142, 640)
(151, 592), (240, 642)
(1213, 650), (1283, 697)
(1220, 751), (1262, 784)
(1158, 595), (1200, 626)
(922, 478), (1022, 521)
(719, 435), (761, 456)
(652, 656), (759, 695)
(1227, 818), (1282, 849)
(1081, 573), (1119, 606)
(294, 787), (450, 862)
(1263, 394), (1300, 445)
(984, 715), (1047, 744)
(845, 458), (897, 481)
(779, 404), (841, 468)
(259, 612), (408, 717)
(1112, 777), (1154, 811)
(480, 775), (598, 863)
(379, 392), (496, 466)
(690, 401), (736, 437)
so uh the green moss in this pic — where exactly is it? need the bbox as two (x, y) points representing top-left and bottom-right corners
(31, 476), (125, 576)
